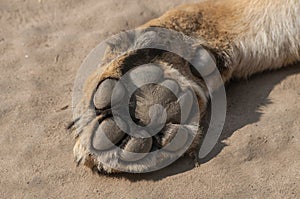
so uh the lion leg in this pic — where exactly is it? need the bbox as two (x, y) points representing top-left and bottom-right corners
(72, 0), (300, 173)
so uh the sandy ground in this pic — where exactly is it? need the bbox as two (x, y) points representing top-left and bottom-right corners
(0, 0), (299, 198)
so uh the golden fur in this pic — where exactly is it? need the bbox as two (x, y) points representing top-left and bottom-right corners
(142, 0), (300, 79)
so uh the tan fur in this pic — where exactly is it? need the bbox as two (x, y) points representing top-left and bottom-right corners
(142, 0), (300, 80)
(73, 0), (300, 173)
